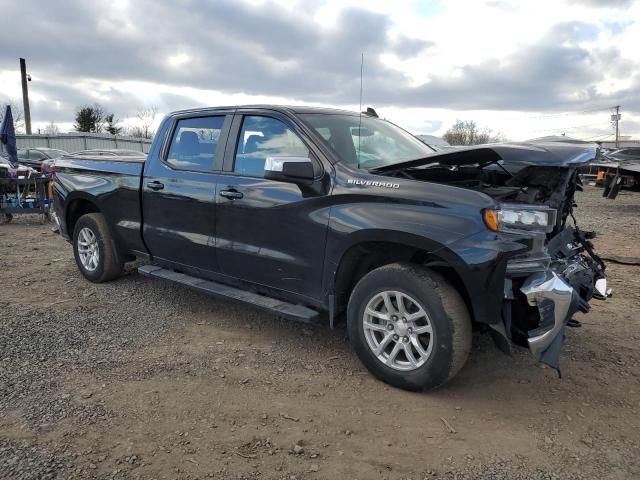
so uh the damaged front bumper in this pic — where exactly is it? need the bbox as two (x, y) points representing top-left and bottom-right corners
(519, 271), (611, 369)
(499, 226), (610, 370)
(520, 271), (582, 369)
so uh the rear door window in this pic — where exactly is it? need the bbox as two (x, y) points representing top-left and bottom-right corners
(166, 116), (225, 171)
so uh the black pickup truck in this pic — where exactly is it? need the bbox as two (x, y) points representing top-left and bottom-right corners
(52, 105), (609, 391)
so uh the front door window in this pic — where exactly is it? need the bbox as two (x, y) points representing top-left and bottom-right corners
(233, 116), (309, 177)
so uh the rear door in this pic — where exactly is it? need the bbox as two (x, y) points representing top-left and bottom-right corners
(142, 112), (232, 275)
(214, 111), (331, 299)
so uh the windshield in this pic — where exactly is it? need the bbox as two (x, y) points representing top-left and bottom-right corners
(299, 113), (435, 169)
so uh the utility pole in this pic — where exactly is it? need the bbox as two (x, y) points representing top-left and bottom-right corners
(20, 58), (32, 135)
(612, 105), (620, 148)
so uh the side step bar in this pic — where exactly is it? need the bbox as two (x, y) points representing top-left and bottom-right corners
(138, 265), (319, 324)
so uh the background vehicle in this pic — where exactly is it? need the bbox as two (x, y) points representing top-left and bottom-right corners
(584, 147), (640, 195)
(1, 154), (31, 177)
(52, 106), (607, 391)
(68, 149), (145, 157)
(605, 147), (640, 161)
(415, 134), (453, 151)
(17, 147), (68, 170)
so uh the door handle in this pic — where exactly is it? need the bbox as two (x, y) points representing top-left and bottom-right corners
(219, 189), (244, 200)
(147, 181), (164, 191)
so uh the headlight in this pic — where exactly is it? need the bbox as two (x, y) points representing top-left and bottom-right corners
(483, 204), (556, 233)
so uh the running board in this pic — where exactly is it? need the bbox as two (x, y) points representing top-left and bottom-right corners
(138, 265), (319, 324)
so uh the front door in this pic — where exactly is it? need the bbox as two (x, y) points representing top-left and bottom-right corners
(142, 113), (231, 274)
(215, 113), (330, 299)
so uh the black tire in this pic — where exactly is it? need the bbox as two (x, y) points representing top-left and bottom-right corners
(347, 263), (472, 391)
(72, 213), (124, 283)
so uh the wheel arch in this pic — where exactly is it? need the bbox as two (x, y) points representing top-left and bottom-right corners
(327, 231), (475, 323)
(65, 193), (102, 238)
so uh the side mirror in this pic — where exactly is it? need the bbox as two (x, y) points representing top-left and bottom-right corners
(264, 156), (315, 184)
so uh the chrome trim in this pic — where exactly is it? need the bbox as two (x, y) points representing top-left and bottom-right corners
(520, 271), (574, 359)
(264, 156), (311, 173)
(346, 178), (400, 189)
(50, 210), (61, 231)
(506, 258), (550, 274)
(593, 277), (611, 300)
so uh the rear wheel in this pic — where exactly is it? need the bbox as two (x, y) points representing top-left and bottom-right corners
(72, 213), (124, 283)
(347, 263), (472, 391)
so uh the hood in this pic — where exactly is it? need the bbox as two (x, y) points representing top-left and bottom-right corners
(371, 141), (599, 174)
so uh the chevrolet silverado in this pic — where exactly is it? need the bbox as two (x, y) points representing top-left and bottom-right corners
(52, 106), (609, 391)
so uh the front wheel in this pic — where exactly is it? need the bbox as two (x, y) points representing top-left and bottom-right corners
(347, 263), (472, 391)
(72, 213), (124, 283)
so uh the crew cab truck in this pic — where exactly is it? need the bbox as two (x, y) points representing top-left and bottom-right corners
(52, 106), (609, 391)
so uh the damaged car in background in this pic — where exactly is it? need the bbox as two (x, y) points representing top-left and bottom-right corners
(53, 106), (609, 391)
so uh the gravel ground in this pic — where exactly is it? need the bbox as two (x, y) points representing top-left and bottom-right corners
(1, 186), (639, 479)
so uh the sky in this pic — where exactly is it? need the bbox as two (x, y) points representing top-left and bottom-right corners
(1, 0), (640, 141)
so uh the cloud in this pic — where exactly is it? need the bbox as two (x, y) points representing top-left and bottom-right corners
(569, 0), (634, 7)
(0, 0), (638, 139)
(356, 20), (638, 112)
(0, 2), (403, 102)
(389, 36), (435, 59)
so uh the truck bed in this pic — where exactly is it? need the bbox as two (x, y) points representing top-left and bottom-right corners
(54, 155), (147, 255)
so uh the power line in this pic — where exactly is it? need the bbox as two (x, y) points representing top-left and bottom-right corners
(532, 121), (611, 133)
(509, 106), (616, 121)
(357, 52), (364, 167)
(582, 133), (614, 140)
(560, 122), (612, 131)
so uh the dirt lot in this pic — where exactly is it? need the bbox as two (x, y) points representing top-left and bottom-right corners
(1, 186), (639, 479)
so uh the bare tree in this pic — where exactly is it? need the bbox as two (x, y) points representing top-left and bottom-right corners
(43, 121), (60, 135)
(128, 106), (158, 139)
(0, 100), (25, 133)
(443, 120), (506, 146)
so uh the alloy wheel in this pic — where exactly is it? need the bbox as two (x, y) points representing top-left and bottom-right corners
(363, 290), (434, 371)
(77, 227), (99, 272)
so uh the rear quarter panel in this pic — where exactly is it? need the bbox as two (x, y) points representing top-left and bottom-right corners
(53, 158), (145, 254)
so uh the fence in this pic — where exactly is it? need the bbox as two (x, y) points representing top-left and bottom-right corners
(600, 140), (640, 149)
(3, 133), (153, 154)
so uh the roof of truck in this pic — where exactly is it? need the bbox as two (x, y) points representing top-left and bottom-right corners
(168, 105), (363, 117)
